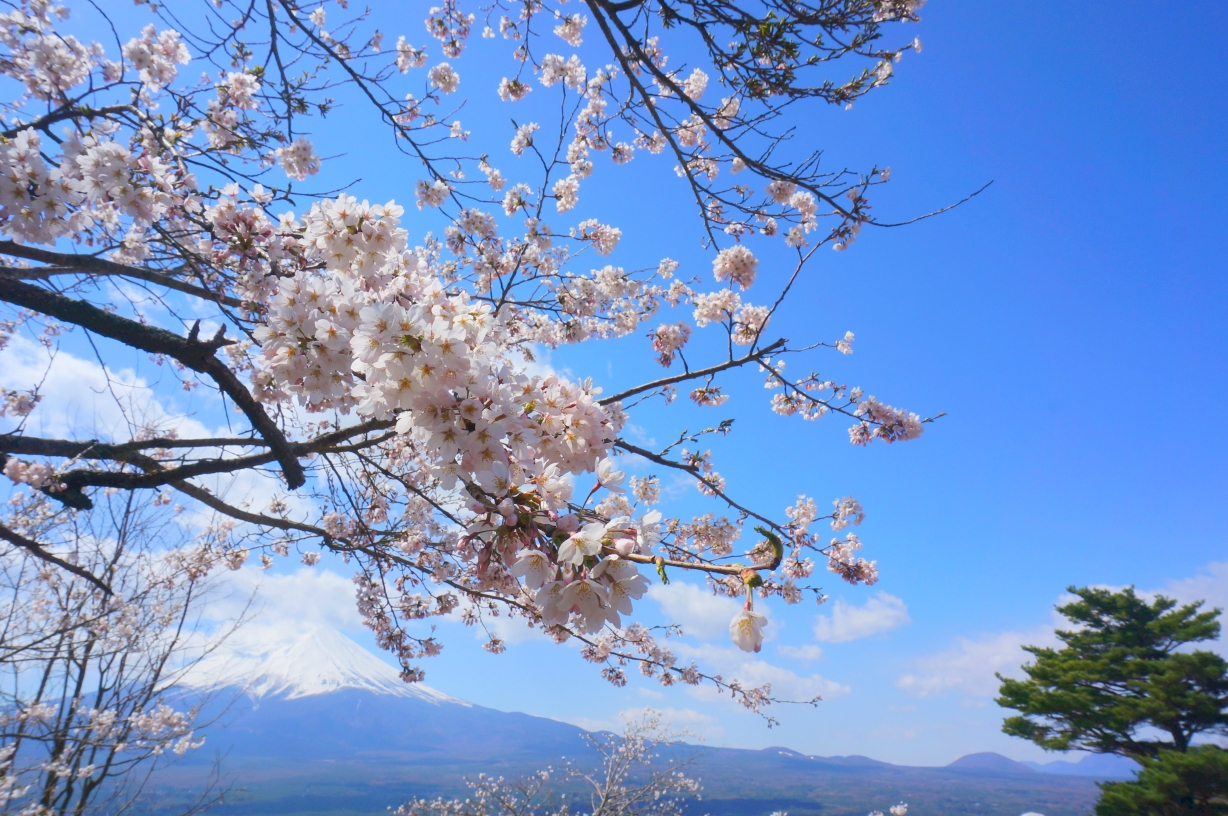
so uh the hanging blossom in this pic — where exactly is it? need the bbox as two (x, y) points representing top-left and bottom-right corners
(428, 62), (460, 93)
(713, 245), (758, 289)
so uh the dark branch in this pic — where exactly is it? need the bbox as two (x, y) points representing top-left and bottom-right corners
(0, 242), (244, 308)
(615, 438), (784, 533)
(0, 523), (112, 595)
(0, 418), (397, 496)
(0, 103), (139, 139)
(0, 277), (305, 488)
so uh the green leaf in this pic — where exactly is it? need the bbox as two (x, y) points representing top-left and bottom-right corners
(754, 525), (784, 568)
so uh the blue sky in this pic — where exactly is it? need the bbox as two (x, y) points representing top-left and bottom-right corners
(3, 0), (1225, 767)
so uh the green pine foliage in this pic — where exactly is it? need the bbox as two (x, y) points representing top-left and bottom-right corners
(996, 586), (1228, 759)
(997, 586), (1228, 815)
(1095, 746), (1228, 816)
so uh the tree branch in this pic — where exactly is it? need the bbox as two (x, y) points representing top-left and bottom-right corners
(615, 438), (783, 533)
(0, 277), (305, 489)
(599, 339), (785, 405)
(1, 418), (398, 496)
(0, 243), (245, 308)
(0, 523), (112, 595)
(0, 104), (139, 139)
(0, 434), (266, 460)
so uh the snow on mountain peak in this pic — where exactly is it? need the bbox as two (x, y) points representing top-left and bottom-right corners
(183, 625), (467, 705)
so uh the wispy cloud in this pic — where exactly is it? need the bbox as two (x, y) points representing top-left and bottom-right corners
(813, 592), (910, 643)
(648, 581), (745, 641)
(1164, 561), (1228, 615)
(776, 644), (824, 662)
(896, 625), (1057, 698)
(0, 337), (313, 526)
(897, 560), (1228, 699)
(202, 566), (365, 649)
(1, 335), (213, 442)
(674, 641), (851, 702)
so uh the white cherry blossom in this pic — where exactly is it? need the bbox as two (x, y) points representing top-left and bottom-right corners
(730, 608), (768, 653)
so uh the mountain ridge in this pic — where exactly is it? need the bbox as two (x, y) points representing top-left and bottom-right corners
(153, 626), (1119, 816)
(180, 625), (1138, 778)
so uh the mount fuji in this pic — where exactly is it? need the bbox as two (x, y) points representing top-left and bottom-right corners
(172, 626), (589, 772)
(182, 626), (464, 704)
(154, 627), (1113, 816)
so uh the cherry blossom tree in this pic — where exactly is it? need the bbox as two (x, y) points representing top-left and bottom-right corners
(396, 711), (910, 816)
(0, 488), (229, 816)
(395, 711), (701, 816)
(0, 0), (960, 717)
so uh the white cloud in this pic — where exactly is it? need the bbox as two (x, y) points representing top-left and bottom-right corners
(776, 644), (824, 662)
(674, 641), (851, 703)
(174, 565), (373, 681)
(617, 706), (723, 740)
(519, 343), (564, 381)
(813, 592), (910, 643)
(203, 566), (364, 646)
(648, 581), (745, 641)
(555, 707), (720, 739)
(896, 625), (1058, 698)
(1165, 561), (1228, 612)
(0, 335), (213, 442)
(898, 559), (1228, 700)
(1, 334), (315, 529)
(460, 607), (550, 646)
(619, 423), (658, 452)
(622, 705), (716, 727)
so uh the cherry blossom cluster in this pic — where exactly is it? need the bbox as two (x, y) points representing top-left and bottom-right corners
(0, 1), (100, 102)
(0, 126), (188, 249)
(248, 195), (623, 495)
(3, 458), (60, 490)
(0, 390), (37, 417)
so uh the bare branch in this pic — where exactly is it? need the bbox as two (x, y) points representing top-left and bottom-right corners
(0, 277), (305, 489)
(0, 523), (111, 594)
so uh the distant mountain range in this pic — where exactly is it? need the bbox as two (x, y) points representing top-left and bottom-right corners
(949, 751), (1138, 779)
(155, 627), (1134, 816)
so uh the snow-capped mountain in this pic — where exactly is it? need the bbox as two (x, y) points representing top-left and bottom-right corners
(182, 625), (465, 704)
(154, 626), (1109, 816)
(169, 624), (591, 772)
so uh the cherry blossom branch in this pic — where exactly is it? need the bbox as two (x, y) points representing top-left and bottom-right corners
(614, 438), (785, 534)
(0, 418), (400, 500)
(170, 479), (327, 539)
(599, 338), (785, 405)
(0, 103), (138, 139)
(0, 434), (270, 459)
(868, 179), (995, 227)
